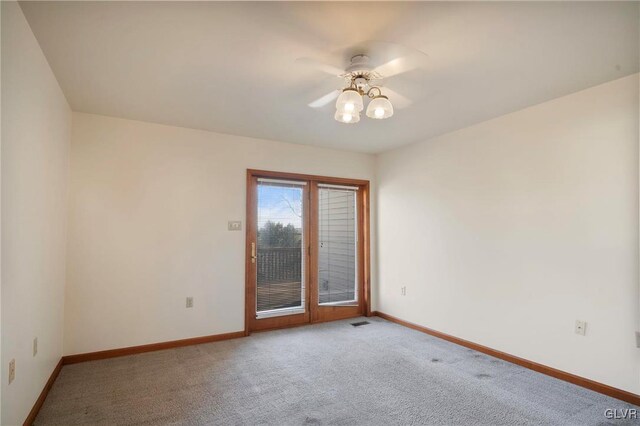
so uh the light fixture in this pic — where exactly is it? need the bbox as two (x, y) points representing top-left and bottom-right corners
(334, 109), (360, 124)
(366, 94), (393, 120)
(335, 88), (364, 113)
(334, 78), (393, 124)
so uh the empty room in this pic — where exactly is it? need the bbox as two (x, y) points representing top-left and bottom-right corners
(1, 1), (639, 425)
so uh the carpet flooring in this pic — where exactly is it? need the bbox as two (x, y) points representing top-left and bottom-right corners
(35, 317), (638, 425)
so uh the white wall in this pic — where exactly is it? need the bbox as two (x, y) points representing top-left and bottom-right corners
(65, 112), (375, 355)
(1, 2), (71, 424)
(376, 74), (640, 394)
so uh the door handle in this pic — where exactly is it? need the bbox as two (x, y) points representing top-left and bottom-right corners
(251, 242), (257, 263)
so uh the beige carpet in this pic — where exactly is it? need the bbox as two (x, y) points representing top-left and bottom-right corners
(35, 317), (637, 425)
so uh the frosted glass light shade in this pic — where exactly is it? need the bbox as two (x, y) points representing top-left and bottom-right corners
(334, 109), (360, 124)
(336, 88), (363, 113)
(366, 95), (394, 119)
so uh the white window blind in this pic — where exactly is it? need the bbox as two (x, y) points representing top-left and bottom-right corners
(256, 180), (305, 318)
(318, 186), (358, 305)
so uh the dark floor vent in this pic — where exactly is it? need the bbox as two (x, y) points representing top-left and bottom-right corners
(351, 321), (370, 327)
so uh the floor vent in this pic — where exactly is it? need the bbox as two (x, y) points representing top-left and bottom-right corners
(351, 321), (370, 327)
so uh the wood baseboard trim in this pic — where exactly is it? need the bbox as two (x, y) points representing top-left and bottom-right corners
(62, 331), (245, 365)
(23, 358), (63, 426)
(373, 311), (640, 406)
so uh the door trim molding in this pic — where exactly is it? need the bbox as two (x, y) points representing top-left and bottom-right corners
(245, 169), (371, 334)
(374, 311), (640, 406)
(247, 169), (370, 186)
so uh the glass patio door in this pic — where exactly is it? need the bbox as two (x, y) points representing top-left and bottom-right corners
(246, 171), (369, 333)
(317, 185), (358, 305)
(247, 177), (310, 331)
(310, 182), (364, 323)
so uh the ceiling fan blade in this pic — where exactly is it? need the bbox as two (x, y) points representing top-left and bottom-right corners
(295, 57), (345, 77)
(372, 52), (428, 79)
(382, 87), (412, 109)
(308, 90), (340, 108)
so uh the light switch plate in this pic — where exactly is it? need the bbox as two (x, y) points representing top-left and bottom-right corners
(575, 320), (587, 336)
(186, 297), (194, 308)
(33, 337), (38, 357)
(228, 221), (242, 231)
(636, 331), (640, 348)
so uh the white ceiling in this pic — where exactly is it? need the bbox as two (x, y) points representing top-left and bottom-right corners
(20, 1), (639, 154)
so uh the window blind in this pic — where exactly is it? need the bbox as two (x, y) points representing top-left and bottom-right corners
(318, 186), (358, 305)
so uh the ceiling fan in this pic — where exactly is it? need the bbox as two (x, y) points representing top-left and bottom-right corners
(297, 41), (428, 124)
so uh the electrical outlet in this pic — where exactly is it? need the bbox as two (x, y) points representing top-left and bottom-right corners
(636, 331), (640, 348)
(228, 221), (242, 231)
(401, 286), (406, 296)
(575, 320), (587, 336)
(33, 337), (38, 357)
(186, 297), (194, 308)
(9, 359), (15, 385)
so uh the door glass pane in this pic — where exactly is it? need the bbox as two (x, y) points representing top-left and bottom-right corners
(318, 186), (357, 305)
(256, 180), (305, 316)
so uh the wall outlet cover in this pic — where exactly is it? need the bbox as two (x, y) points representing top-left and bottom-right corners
(9, 359), (15, 385)
(33, 337), (38, 357)
(636, 331), (640, 348)
(575, 320), (587, 336)
(186, 297), (194, 308)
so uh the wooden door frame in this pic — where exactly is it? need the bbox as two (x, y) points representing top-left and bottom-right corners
(245, 169), (371, 335)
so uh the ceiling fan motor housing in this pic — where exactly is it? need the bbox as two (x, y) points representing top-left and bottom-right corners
(344, 54), (381, 86)
(346, 54), (371, 72)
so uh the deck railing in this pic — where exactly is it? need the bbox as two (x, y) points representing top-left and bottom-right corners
(256, 246), (356, 312)
(257, 247), (302, 311)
